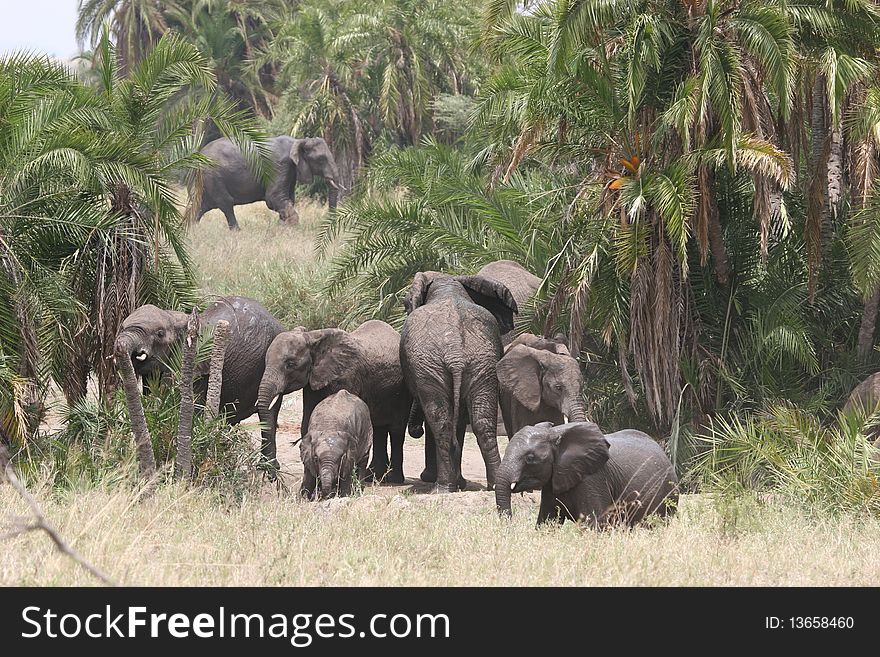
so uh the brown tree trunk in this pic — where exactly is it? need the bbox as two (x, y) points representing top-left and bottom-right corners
(858, 289), (880, 362)
(115, 341), (156, 482)
(175, 309), (200, 482)
(205, 320), (230, 421)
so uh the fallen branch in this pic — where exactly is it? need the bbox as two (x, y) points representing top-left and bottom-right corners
(0, 445), (116, 586)
(205, 319), (230, 421)
(175, 308), (200, 482)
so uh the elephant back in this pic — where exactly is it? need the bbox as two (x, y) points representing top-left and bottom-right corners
(477, 260), (541, 312)
(348, 320), (410, 428)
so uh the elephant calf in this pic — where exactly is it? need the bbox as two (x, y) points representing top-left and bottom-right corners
(496, 422), (679, 528)
(300, 390), (373, 499)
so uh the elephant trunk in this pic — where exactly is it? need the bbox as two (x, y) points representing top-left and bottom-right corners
(495, 463), (514, 517)
(257, 371), (284, 413)
(320, 467), (336, 498)
(566, 397), (587, 423)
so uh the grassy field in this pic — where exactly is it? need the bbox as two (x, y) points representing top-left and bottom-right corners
(4, 200), (880, 586)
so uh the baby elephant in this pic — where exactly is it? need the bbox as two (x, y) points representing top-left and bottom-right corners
(300, 390), (373, 499)
(495, 421), (678, 528)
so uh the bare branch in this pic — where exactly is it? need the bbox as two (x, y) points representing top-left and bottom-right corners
(175, 308), (200, 481)
(0, 445), (116, 586)
(205, 319), (230, 421)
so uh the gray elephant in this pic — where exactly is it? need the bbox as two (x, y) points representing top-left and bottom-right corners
(496, 421), (679, 528)
(496, 333), (587, 435)
(400, 272), (518, 492)
(257, 320), (411, 483)
(300, 390), (373, 499)
(476, 260), (541, 344)
(114, 296), (283, 457)
(194, 136), (341, 230)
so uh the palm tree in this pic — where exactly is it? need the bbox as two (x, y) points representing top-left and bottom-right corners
(77, 0), (181, 74)
(0, 33), (265, 444)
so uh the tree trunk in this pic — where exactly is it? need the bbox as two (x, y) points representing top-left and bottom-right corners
(205, 320), (230, 421)
(115, 341), (156, 483)
(175, 309), (200, 482)
(858, 289), (880, 361)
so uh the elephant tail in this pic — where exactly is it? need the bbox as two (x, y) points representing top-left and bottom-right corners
(450, 366), (463, 441)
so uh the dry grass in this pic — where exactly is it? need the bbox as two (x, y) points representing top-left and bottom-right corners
(2, 482), (879, 586)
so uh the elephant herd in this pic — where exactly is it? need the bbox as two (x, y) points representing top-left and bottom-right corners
(115, 260), (679, 529)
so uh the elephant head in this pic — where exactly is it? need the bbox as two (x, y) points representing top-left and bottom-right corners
(495, 422), (610, 517)
(403, 271), (518, 333)
(114, 304), (189, 378)
(291, 137), (342, 210)
(300, 430), (358, 498)
(258, 328), (359, 413)
(497, 340), (587, 422)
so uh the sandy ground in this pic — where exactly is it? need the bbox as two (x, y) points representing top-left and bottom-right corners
(238, 390), (533, 504)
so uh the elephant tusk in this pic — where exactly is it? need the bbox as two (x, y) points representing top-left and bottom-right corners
(327, 179), (341, 190)
(270, 395), (281, 410)
(135, 352), (148, 362)
(510, 482), (517, 491)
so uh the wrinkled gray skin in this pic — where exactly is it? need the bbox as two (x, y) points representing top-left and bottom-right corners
(300, 390), (373, 499)
(476, 260), (541, 345)
(497, 333), (587, 435)
(114, 296), (283, 457)
(195, 136), (341, 230)
(496, 422), (679, 528)
(400, 272), (518, 492)
(257, 320), (410, 483)
(844, 372), (880, 442)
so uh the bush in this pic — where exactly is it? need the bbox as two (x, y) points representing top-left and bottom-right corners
(692, 402), (880, 516)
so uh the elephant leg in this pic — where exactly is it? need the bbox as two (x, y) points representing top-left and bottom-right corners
(387, 425), (405, 484)
(367, 426), (389, 482)
(421, 397), (456, 493)
(279, 200), (300, 225)
(536, 485), (564, 526)
(301, 469), (317, 500)
(420, 425), (437, 483)
(219, 201), (241, 231)
(466, 388), (502, 490)
(454, 410), (468, 491)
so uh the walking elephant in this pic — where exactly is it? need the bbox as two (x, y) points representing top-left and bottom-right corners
(496, 421), (679, 528)
(114, 295), (284, 456)
(496, 333), (587, 435)
(257, 320), (411, 483)
(400, 271), (518, 492)
(193, 136), (341, 230)
(300, 390), (373, 499)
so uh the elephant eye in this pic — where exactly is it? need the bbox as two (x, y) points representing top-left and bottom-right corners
(157, 330), (165, 339)
(285, 358), (296, 368)
(525, 452), (538, 464)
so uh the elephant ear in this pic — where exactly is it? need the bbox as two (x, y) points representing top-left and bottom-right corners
(299, 433), (315, 474)
(291, 140), (313, 183)
(307, 329), (360, 390)
(455, 275), (518, 333)
(403, 271), (441, 313)
(551, 422), (610, 494)
(497, 344), (543, 412)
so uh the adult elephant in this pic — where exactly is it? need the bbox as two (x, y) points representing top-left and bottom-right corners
(496, 421), (679, 528)
(193, 136), (341, 230)
(114, 296), (284, 456)
(476, 260), (541, 345)
(400, 272), (518, 492)
(496, 333), (587, 435)
(257, 320), (411, 483)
